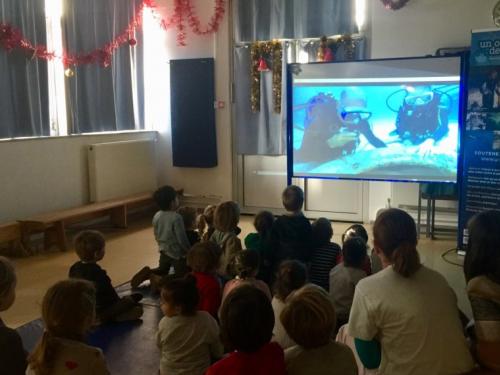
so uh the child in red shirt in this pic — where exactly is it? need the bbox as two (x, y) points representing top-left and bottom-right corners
(186, 241), (222, 317)
(206, 285), (286, 375)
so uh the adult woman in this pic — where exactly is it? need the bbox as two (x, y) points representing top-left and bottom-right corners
(464, 210), (500, 372)
(348, 208), (474, 375)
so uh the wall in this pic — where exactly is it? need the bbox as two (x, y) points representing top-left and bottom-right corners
(143, 0), (232, 202)
(368, 0), (498, 214)
(0, 131), (157, 222)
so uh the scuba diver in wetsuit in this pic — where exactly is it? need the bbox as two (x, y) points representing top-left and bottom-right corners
(388, 86), (451, 150)
(297, 89), (386, 164)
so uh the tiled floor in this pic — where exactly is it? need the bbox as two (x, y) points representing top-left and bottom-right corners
(1, 214), (470, 328)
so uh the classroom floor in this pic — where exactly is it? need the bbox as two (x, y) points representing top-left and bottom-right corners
(2, 214), (471, 328)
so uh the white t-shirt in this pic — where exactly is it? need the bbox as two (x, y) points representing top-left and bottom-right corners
(348, 265), (474, 375)
(157, 311), (223, 375)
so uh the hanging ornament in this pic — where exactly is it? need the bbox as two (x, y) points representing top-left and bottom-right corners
(64, 68), (75, 77)
(380, 0), (410, 10)
(128, 38), (137, 46)
(258, 56), (270, 72)
(317, 36), (334, 62)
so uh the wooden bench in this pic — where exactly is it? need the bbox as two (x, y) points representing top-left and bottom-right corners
(18, 192), (154, 252)
(0, 221), (29, 257)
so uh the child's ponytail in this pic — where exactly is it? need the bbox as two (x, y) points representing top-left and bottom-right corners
(28, 331), (58, 375)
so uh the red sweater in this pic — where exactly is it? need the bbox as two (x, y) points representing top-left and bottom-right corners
(192, 272), (221, 317)
(206, 342), (286, 375)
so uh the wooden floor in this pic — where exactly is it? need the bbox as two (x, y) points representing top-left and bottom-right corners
(1, 214), (471, 328)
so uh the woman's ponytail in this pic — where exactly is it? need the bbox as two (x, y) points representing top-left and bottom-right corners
(373, 208), (421, 278)
(28, 331), (58, 375)
(392, 242), (421, 278)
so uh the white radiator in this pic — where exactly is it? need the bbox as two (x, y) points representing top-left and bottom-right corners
(88, 139), (158, 202)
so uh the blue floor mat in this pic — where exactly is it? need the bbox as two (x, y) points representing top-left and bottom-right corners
(17, 305), (162, 375)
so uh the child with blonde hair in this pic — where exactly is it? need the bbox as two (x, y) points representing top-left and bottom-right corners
(197, 205), (216, 242)
(0, 256), (27, 374)
(69, 230), (143, 323)
(27, 279), (110, 375)
(221, 250), (271, 307)
(157, 275), (223, 375)
(209, 201), (242, 277)
(281, 285), (357, 375)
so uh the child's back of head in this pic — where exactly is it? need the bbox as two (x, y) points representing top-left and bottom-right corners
(74, 230), (105, 262)
(28, 279), (97, 374)
(274, 260), (308, 301)
(160, 275), (199, 316)
(312, 218), (333, 247)
(213, 201), (240, 233)
(282, 185), (304, 213)
(154, 185), (179, 211)
(0, 256), (16, 312)
(187, 242), (221, 274)
(341, 224), (368, 244)
(232, 250), (260, 279)
(280, 285), (335, 349)
(253, 211), (275, 238)
(342, 237), (367, 269)
(220, 285), (274, 352)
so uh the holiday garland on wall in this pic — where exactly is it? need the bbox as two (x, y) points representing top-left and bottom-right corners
(250, 41), (282, 113)
(0, 0), (225, 69)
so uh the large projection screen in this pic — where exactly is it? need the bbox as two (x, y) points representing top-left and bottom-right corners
(288, 56), (464, 183)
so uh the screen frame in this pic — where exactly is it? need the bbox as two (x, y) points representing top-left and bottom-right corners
(286, 54), (467, 185)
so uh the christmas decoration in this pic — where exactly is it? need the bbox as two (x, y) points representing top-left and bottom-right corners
(380, 0), (410, 10)
(0, 0), (226, 68)
(64, 68), (75, 77)
(250, 41), (282, 113)
(317, 36), (334, 62)
(258, 56), (270, 72)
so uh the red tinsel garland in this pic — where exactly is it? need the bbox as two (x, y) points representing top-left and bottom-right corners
(0, 0), (225, 67)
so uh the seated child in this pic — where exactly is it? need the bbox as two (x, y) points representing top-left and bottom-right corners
(209, 201), (242, 277)
(187, 242), (222, 317)
(198, 205), (216, 242)
(270, 186), (312, 276)
(69, 230), (143, 323)
(178, 206), (200, 246)
(329, 236), (368, 327)
(0, 256), (27, 375)
(309, 218), (341, 291)
(221, 250), (271, 308)
(281, 285), (357, 375)
(27, 279), (110, 374)
(131, 186), (191, 288)
(272, 260), (308, 350)
(157, 275), (223, 375)
(206, 285), (286, 375)
(244, 210), (275, 284)
(340, 224), (374, 275)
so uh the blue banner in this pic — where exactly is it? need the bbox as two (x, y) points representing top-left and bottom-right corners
(458, 29), (500, 250)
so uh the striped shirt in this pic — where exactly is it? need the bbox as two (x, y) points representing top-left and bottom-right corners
(309, 242), (341, 291)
